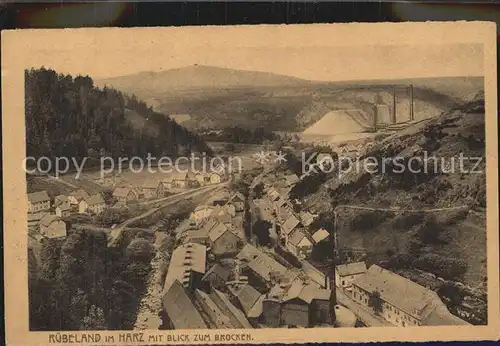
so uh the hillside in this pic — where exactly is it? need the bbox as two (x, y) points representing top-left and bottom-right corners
(296, 93), (486, 288)
(25, 67), (211, 166)
(96, 64), (311, 95)
(96, 66), (483, 132)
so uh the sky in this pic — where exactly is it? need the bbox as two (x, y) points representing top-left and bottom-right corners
(14, 24), (485, 82)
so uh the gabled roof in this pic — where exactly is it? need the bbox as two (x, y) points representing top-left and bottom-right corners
(336, 262), (367, 277)
(299, 211), (315, 227)
(28, 191), (50, 203)
(69, 189), (90, 200)
(281, 214), (301, 235)
(210, 289), (253, 328)
(288, 229), (312, 247)
(236, 243), (262, 262)
(247, 252), (287, 282)
(312, 229), (330, 243)
(56, 203), (71, 211)
(162, 280), (207, 329)
(208, 222), (231, 242)
(85, 194), (105, 206)
(40, 214), (62, 227)
(353, 265), (440, 319)
(267, 188), (281, 201)
(230, 192), (246, 203)
(54, 195), (69, 206)
(202, 264), (232, 282)
(28, 212), (49, 223)
(282, 279), (330, 304)
(421, 302), (470, 326)
(113, 187), (134, 198)
(163, 242), (207, 292)
(232, 284), (264, 318)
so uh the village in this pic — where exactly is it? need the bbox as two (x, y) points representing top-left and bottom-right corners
(136, 158), (473, 329)
(26, 147), (473, 330)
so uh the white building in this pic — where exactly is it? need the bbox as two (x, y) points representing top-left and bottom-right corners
(352, 265), (470, 327)
(335, 262), (367, 290)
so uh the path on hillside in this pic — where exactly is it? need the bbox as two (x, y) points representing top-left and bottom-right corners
(108, 183), (227, 247)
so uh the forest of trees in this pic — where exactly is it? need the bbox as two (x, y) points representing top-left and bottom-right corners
(25, 67), (211, 168)
(29, 230), (153, 330)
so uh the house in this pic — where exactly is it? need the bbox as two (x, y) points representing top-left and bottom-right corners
(182, 230), (211, 246)
(190, 205), (214, 224)
(208, 222), (240, 256)
(227, 283), (265, 322)
(287, 229), (314, 259)
(55, 203), (71, 218)
(208, 289), (253, 328)
(242, 247), (288, 284)
(39, 214), (67, 239)
(299, 211), (315, 227)
(228, 192), (246, 212)
(194, 289), (234, 328)
(253, 198), (275, 223)
(280, 214), (301, 245)
(162, 280), (207, 330)
(27, 191), (50, 213)
(312, 229), (330, 244)
(68, 189), (90, 205)
(83, 194), (106, 214)
(54, 195), (70, 208)
(335, 262), (367, 290)
(267, 187), (281, 202)
(142, 180), (164, 199)
(208, 171), (223, 184)
(285, 174), (300, 187)
(201, 264), (232, 290)
(263, 278), (331, 327)
(163, 243), (207, 292)
(28, 212), (49, 230)
(211, 189), (231, 206)
(167, 171), (196, 189)
(352, 265), (470, 327)
(112, 187), (137, 204)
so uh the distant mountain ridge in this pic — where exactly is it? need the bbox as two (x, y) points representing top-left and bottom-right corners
(95, 65), (483, 132)
(96, 64), (312, 94)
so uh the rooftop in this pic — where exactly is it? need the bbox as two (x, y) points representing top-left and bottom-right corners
(353, 265), (441, 319)
(281, 214), (301, 235)
(312, 229), (330, 243)
(28, 191), (50, 204)
(85, 194), (105, 206)
(162, 280), (207, 329)
(336, 262), (367, 277)
(163, 242), (207, 292)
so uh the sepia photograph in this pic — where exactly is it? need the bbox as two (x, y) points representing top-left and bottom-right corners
(2, 22), (499, 344)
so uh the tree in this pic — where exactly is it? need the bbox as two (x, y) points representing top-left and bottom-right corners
(253, 182), (264, 199)
(368, 290), (384, 315)
(253, 220), (272, 246)
(126, 238), (154, 263)
(81, 305), (107, 330)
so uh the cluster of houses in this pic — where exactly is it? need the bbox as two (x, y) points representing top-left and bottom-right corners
(250, 174), (330, 260)
(160, 186), (335, 329)
(27, 188), (106, 240)
(110, 170), (227, 206)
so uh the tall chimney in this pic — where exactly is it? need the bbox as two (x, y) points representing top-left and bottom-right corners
(392, 86), (397, 124)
